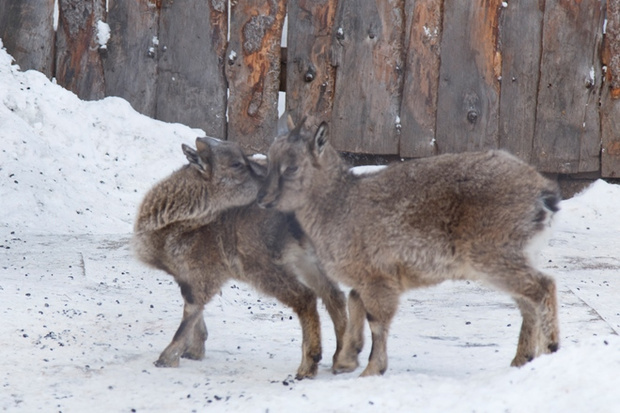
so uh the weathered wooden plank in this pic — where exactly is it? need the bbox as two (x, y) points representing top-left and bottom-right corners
(398, 0), (442, 158)
(0, 0), (55, 77)
(601, 0), (620, 178)
(156, 0), (227, 138)
(532, 0), (604, 174)
(285, 0), (338, 129)
(103, 0), (160, 118)
(435, 0), (501, 154)
(497, 1), (544, 163)
(55, 0), (106, 100)
(226, 0), (286, 152)
(329, 0), (404, 155)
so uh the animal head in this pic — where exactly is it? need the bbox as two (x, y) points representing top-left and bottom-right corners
(257, 118), (332, 211)
(182, 136), (266, 207)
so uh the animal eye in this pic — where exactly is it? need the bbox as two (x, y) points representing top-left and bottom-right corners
(230, 161), (245, 169)
(284, 166), (298, 175)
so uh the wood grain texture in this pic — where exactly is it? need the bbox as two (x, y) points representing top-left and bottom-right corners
(532, 0), (604, 174)
(156, 0), (227, 138)
(329, 0), (404, 155)
(286, 0), (338, 129)
(55, 0), (106, 100)
(435, 0), (501, 154)
(226, 0), (287, 152)
(497, 1), (544, 163)
(601, 0), (620, 178)
(0, 0), (55, 78)
(398, 0), (442, 158)
(103, 0), (160, 118)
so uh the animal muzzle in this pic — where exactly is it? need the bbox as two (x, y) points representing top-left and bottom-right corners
(257, 187), (276, 209)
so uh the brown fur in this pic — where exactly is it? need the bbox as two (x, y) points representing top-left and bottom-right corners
(132, 137), (347, 379)
(258, 121), (561, 376)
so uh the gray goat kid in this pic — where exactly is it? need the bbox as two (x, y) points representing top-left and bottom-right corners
(132, 137), (347, 379)
(257, 119), (561, 377)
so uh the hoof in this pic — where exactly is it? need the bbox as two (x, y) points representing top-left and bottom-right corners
(154, 357), (179, 368)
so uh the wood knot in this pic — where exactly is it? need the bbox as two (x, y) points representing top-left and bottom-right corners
(467, 110), (479, 124)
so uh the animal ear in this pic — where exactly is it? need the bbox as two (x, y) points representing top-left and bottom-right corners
(276, 111), (294, 136)
(313, 122), (329, 154)
(286, 113), (295, 131)
(182, 143), (200, 165)
(287, 116), (307, 143)
(183, 138), (212, 177)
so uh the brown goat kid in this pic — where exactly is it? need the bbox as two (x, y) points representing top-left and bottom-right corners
(132, 137), (347, 379)
(257, 120), (561, 377)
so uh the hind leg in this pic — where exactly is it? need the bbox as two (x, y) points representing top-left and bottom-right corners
(155, 278), (221, 367)
(156, 301), (206, 367)
(333, 289), (366, 374)
(482, 258), (559, 366)
(259, 271), (322, 379)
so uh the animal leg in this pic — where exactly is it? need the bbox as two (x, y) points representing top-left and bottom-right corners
(262, 274), (322, 379)
(357, 285), (399, 377)
(155, 301), (205, 367)
(482, 257), (560, 367)
(333, 289), (366, 374)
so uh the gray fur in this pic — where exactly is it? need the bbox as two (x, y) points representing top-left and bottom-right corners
(133, 137), (347, 379)
(258, 121), (561, 377)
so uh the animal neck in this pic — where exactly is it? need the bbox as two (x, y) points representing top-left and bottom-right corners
(296, 148), (353, 237)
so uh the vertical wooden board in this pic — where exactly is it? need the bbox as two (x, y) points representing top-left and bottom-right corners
(435, 0), (501, 154)
(156, 0), (227, 138)
(103, 0), (159, 118)
(533, 0), (604, 174)
(226, 0), (286, 153)
(0, 0), (55, 77)
(398, 0), (442, 158)
(55, 0), (106, 100)
(286, 0), (338, 128)
(329, 0), (404, 155)
(601, 0), (620, 178)
(497, 1), (544, 163)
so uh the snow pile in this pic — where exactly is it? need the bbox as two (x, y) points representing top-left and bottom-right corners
(0, 42), (203, 235)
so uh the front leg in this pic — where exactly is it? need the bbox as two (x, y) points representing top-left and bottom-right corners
(333, 289), (365, 373)
(357, 283), (399, 377)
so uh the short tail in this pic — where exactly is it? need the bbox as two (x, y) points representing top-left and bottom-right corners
(541, 189), (561, 213)
(533, 189), (561, 226)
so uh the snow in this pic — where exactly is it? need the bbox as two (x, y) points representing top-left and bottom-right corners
(96, 21), (111, 50)
(1, 41), (620, 412)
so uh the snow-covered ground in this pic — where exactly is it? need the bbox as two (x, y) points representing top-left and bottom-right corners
(1, 41), (619, 412)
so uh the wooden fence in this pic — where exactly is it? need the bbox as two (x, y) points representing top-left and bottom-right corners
(1, 0), (619, 178)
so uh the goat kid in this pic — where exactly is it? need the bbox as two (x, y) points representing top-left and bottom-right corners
(133, 137), (347, 379)
(257, 120), (560, 377)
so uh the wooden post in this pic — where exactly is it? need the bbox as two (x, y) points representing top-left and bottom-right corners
(601, 0), (620, 178)
(103, 0), (160, 118)
(497, 1), (544, 163)
(0, 0), (56, 77)
(226, 0), (287, 152)
(435, 0), (502, 154)
(156, 0), (228, 138)
(532, 0), (604, 174)
(56, 0), (106, 100)
(329, 0), (404, 155)
(285, 0), (338, 128)
(398, 0), (442, 158)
